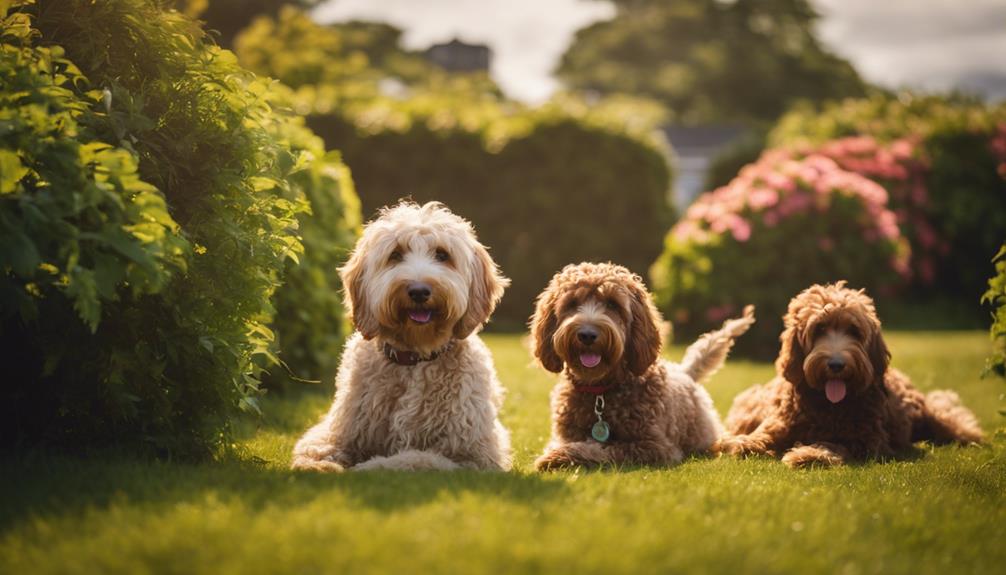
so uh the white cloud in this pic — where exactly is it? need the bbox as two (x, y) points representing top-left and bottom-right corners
(812, 0), (1006, 99)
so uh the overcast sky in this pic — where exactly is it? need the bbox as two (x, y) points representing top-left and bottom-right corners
(314, 0), (1006, 104)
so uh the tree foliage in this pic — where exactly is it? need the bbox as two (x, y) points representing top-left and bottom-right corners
(557, 0), (865, 124)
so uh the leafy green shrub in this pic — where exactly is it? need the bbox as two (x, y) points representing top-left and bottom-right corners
(305, 104), (674, 326)
(983, 244), (1006, 381)
(267, 90), (361, 386)
(0, 0), (357, 456)
(651, 150), (908, 357)
(770, 93), (1006, 299)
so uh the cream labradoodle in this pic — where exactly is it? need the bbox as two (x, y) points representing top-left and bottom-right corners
(291, 201), (512, 471)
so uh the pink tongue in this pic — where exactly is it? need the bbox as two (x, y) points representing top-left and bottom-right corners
(825, 380), (847, 403)
(408, 310), (432, 324)
(580, 353), (602, 368)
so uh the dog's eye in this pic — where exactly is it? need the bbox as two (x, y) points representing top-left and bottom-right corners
(847, 326), (860, 338)
(813, 324), (826, 338)
(435, 248), (450, 263)
(605, 299), (619, 311)
(388, 250), (403, 264)
(563, 299), (578, 312)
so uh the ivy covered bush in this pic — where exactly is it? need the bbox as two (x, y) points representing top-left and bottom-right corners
(770, 93), (1006, 300)
(651, 150), (909, 357)
(0, 0), (358, 456)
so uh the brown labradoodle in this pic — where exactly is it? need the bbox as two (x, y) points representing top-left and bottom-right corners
(531, 262), (755, 471)
(716, 282), (984, 468)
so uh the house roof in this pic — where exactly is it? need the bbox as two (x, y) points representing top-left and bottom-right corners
(662, 125), (747, 152)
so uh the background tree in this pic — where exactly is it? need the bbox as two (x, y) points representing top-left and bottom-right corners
(172, 0), (322, 47)
(557, 0), (866, 124)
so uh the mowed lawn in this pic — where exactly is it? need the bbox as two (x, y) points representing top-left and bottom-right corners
(1, 332), (1003, 574)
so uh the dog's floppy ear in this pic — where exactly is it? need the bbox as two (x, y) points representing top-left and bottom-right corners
(777, 322), (806, 385)
(867, 326), (890, 384)
(339, 238), (380, 339)
(625, 281), (662, 376)
(453, 242), (509, 339)
(530, 285), (563, 373)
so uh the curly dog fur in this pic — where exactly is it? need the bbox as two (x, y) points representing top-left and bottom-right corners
(291, 201), (512, 472)
(531, 262), (755, 470)
(716, 282), (984, 468)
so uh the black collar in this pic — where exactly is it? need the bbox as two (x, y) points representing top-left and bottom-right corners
(382, 342), (451, 366)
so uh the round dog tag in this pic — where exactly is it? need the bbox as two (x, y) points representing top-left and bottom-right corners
(591, 420), (610, 442)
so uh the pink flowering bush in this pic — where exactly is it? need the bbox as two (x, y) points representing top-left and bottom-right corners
(651, 151), (909, 357)
(798, 136), (945, 285)
(771, 94), (1006, 301)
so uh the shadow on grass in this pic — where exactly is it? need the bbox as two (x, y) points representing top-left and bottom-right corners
(0, 451), (569, 532)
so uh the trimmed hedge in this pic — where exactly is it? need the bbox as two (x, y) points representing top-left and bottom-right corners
(651, 150), (908, 357)
(770, 94), (1006, 300)
(0, 0), (358, 456)
(307, 107), (674, 325)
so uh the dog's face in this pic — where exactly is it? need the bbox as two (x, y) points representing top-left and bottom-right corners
(777, 282), (889, 403)
(340, 202), (508, 354)
(530, 263), (661, 381)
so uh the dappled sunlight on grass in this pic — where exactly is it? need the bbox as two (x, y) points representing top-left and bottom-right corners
(1, 331), (1002, 574)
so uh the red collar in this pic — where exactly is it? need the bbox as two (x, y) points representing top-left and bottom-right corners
(383, 342), (450, 366)
(573, 382), (618, 395)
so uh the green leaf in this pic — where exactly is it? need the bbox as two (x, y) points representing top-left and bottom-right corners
(0, 149), (28, 194)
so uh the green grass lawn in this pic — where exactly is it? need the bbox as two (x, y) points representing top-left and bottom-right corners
(1, 332), (1003, 574)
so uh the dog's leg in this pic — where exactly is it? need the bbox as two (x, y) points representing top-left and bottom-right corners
(916, 390), (985, 445)
(713, 418), (785, 458)
(290, 415), (354, 472)
(535, 441), (607, 470)
(352, 450), (462, 471)
(781, 442), (849, 468)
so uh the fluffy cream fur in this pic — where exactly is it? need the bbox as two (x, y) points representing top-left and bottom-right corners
(291, 201), (512, 472)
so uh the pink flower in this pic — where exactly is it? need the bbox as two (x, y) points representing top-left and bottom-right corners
(747, 187), (779, 210)
(730, 219), (752, 242)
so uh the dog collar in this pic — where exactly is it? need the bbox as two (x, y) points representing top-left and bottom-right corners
(382, 342), (450, 366)
(573, 382), (617, 395)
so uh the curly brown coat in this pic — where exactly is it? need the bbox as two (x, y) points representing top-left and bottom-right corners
(530, 262), (754, 470)
(716, 282), (984, 468)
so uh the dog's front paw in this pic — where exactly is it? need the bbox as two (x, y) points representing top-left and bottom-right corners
(781, 445), (845, 469)
(291, 454), (346, 473)
(535, 448), (579, 471)
(713, 435), (766, 458)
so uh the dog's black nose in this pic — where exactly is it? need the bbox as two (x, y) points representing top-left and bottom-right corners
(407, 282), (431, 303)
(827, 357), (845, 373)
(577, 327), (598, 345)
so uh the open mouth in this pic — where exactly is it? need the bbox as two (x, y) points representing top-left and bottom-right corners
(407, 309), (433, 324)
(579, 353), (602, 368)
(825, 379), (847, 403)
